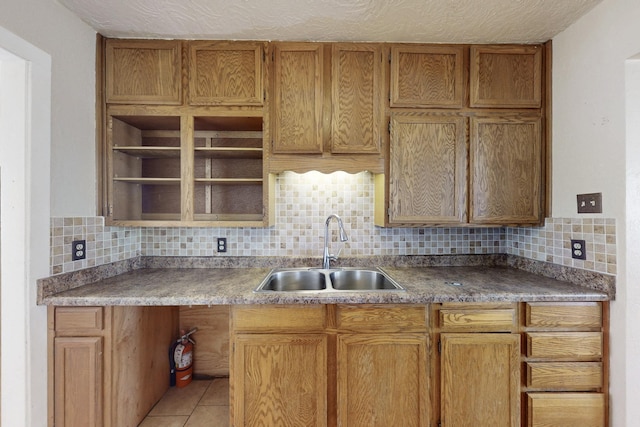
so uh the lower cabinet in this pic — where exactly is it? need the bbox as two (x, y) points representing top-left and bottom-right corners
(231, 304), (430, 427)
(440, 333), (520, 427)
(232, 333), (328, 427)
(49, 306), (179, 427)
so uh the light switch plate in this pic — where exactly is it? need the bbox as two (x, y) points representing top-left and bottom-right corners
(577, 193), (602, 213)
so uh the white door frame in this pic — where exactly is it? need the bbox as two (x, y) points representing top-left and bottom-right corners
(0, 25), (51, 427)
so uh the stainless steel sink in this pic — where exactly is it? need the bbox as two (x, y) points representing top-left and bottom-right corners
(259, 270), (327, 291)
(329, 269), (401, 291)
(254, 268), (404, 293)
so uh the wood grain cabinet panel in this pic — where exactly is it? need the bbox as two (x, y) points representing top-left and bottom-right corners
(335, 304), (427, 332)
(390, 45), (464, 108)
(525, 302), (602, 329)
(271, 42), (324, 154)
(470, 115), (542, 224)
(526, 362), (603, 391)
(337, 334), (429, 427)
(527, 393), (605, 427)
(105, 39), (182, 105)
(388, 114), (467, 225)
(526, 332), (603, 359)
(440, 333), (520, 427)
(55, 307), (103, 335)
(232, 334), (328, 427)
(331, 43), (384, 154)
(439, 306), (517, 332)
(54, 337), (103, 427)
(188, 41), (263, 106)
(470, 45), (542, 108)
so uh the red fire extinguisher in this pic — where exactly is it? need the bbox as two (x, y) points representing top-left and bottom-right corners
(171, 328), (197, 388)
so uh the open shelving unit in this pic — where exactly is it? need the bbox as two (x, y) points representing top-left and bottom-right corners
(106, 109), (271, 227)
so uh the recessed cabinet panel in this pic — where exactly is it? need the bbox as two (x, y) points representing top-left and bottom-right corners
(54, 337), (103, 427)
(470, 45), (542, 108)
(188, 41), (263, 106)
(527, 393), (605, 427)
(441, 333), (520, 427)
(105, 39), (182, 105)
(232, 334), (328, 427)
(337, 334), (429, 427)
(271, 43), (324, 153)
(390, 45), (464, 108)
(331, 44), (383, 154)
(389, 114), (467, 224)
(470, 115), (542, 224)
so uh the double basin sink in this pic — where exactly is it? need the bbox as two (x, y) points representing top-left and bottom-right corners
(254, 267), (405, 293)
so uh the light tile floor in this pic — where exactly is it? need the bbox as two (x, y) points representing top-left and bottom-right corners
(139, 378), (229, 427)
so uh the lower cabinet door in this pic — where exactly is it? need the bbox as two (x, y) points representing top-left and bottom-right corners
(440, 333), (520, 427)
(527, 393), (605, 427)
(54, 336), (103, 427)
(232, 333), (328, 427)
(337, 333), (430, 427)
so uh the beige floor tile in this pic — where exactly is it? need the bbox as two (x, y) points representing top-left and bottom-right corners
(148, 380), (212, 416)
(138, 415), (189, 427)
(184, 405), (229, 427)
(199, 378), (229, 406)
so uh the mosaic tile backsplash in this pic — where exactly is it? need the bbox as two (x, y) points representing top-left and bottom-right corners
(50, 172), (617, 276)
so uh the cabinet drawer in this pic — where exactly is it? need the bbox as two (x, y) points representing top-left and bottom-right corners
(335, 304), (427, 332)
(527, 393), (605, 427)
(526, 362), (603, 390)
(231, 305), (326, 332)
(439, 304), (517, 332)
(526, 332), (602, 359)
(55, 307), (104, 335)
(525, 302), (602, 328)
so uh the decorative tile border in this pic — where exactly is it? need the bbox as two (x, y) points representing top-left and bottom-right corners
(49, 172), (617, 276)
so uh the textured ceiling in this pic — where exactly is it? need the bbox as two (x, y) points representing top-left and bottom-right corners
(58, 0), (602, 43)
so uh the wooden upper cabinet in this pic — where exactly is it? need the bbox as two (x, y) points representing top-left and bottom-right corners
(388, 114), (467, 225)
(271, 43), (324, 154)
(470, 115), (542, 224)
(331, 43), (384, 154)
(470, 45), (542, 108)
(390, 45), (464, 108)
(105, 39), (182, 105)
(188, 41), (263, 106)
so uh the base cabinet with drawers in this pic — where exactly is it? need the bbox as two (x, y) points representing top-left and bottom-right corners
(231, 301), (608, 427)
(50, 301), (609, 427)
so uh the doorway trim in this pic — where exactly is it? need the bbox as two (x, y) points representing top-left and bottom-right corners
(0, 25), (51, 427)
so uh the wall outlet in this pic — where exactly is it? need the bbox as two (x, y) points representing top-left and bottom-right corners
(217, 238), (227, 253)
(72, 240), (86, 260)
(577, 192), (602, 213)
(570, 239), (587, 260)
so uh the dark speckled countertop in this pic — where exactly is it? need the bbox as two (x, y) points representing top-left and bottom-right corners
(38, 255), (614, 306)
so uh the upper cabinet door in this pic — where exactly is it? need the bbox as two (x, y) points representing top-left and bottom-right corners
(271, 43), (324, 154)
(188, 41), (263, 106)
(331, 43), (384, 154)
(105, 39), (182, 105)
(470, 115), (543, 224)
(390, 45), (464, 108)
(470, 45), (542, 108)
(389, 114), (467, 225)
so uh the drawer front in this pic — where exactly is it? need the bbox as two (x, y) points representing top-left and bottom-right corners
(55, 307), (104, 335)
(231, 305), (326, 332)
(526, 332), (602, 359)
(526, 302), (602, 328)
(439, 307), (516, 332)
(527, 393), (605, 427)
(526, 362), (603, 390)
(336, 304), (427, 332)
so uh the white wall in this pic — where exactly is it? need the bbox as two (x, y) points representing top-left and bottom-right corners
(553, 0), (640, 424)
(0, 0), (97, 216)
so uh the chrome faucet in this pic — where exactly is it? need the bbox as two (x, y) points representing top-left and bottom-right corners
(322, 214), (349, 269)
